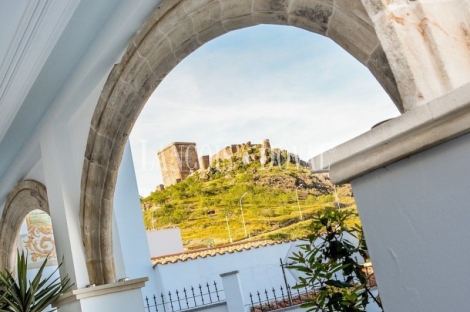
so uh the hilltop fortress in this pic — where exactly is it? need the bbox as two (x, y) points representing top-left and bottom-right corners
(157, 142), (200, 187)
(157, 139), (308, 189)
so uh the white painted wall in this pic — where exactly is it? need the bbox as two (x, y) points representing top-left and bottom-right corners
(114, 141), (161, 299)
(154, 242), (297, 304)
(195, 304), (228, 312)
(352, 132), (470, 312)
(40, 124), (90, 289)
(79, 288), (145, 312)
(154, 237), (382, 312)
(147, 228), (184, 258)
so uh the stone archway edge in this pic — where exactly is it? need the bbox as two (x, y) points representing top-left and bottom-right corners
(81, 0), (403, 285)
(0, 180), (49, 274)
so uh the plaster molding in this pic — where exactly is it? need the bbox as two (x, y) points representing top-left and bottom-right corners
(0, 0), (79, 144)
(0, 0), (51, 140)
(309, 83), (470, 184)
(52, 277), (149, 308)
(220, 271), (239, 277)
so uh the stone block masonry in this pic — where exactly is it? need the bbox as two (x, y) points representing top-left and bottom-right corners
(158, 142), (199, 187)
(199, 155), (210, 170)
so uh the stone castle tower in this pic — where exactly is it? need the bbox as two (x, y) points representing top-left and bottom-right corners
(158, 142), (199, 187)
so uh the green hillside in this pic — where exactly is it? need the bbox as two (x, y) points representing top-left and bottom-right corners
(141, 145), (359, 249)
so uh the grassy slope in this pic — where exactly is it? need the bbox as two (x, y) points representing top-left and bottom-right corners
(141, 146), (360, 249)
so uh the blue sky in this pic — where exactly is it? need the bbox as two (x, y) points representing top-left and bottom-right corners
(129, 25), (400, 197)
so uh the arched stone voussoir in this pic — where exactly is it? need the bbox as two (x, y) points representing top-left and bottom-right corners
(288, 0), (334, 35)
(366, 45), (404, 112)
(253, 0), (290, 13)
(0, 180), (49, 274)
(326, 5), (379, 64)
(81, 0), (403, 285)
(186, 1), (223, 32)
(221, 0), (254, 20)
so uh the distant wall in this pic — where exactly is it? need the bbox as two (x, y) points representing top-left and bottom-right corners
(211, 142), (253, 163)
(147, 228), (184, 258)
(211, 146), (236, 163)
(153, 242), (297, 304)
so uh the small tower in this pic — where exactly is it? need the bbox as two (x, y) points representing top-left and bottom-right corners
(158, 142), (199, 187)
(263, 139), (271, 149)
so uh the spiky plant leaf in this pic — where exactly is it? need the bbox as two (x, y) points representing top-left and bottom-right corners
(0, 251), (73, 312)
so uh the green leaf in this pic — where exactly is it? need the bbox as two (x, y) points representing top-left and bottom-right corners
(0, 251), (74, 312)
(324, 280), (354, 288)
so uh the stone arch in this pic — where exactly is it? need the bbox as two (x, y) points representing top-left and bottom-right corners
(0, 180), (50, 273)
(81, 0), (403, 285)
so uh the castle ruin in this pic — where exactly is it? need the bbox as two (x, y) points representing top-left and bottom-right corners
(157, 139), (288, 188)
(158, 142), (199, 187)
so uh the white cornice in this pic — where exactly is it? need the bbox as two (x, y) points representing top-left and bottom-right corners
(0, 0), (50, 98)
(0, 0), (50, 139)
(0, 0), (80, 143)
(309, 83), (470, 184)
(52, 277), (149, 308)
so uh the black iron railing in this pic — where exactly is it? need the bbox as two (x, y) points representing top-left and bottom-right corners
(247, 284), (311, 312)
(145, 281), (225, 312)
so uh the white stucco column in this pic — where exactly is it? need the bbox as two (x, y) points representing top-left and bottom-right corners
(40, 123), (90, 289)
(41, 125), (150, 312)
(352, 132), (470, 311)
(113, 141), (161, 298)
(220, 271), (245, 312)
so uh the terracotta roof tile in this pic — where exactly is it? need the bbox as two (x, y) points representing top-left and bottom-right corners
(152, 239), (297, 267)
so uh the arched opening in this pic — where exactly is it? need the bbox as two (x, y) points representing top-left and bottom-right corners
(0, 180), (51, 274)
(81, 0), (403, 285)
(136, 23), (399, 247)
(17, 209), (58, 279)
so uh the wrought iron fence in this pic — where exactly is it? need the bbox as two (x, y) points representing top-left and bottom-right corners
(248, 260), (377, 312)
(145, 281), (225, 312)
(247, 284), (311, 312)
